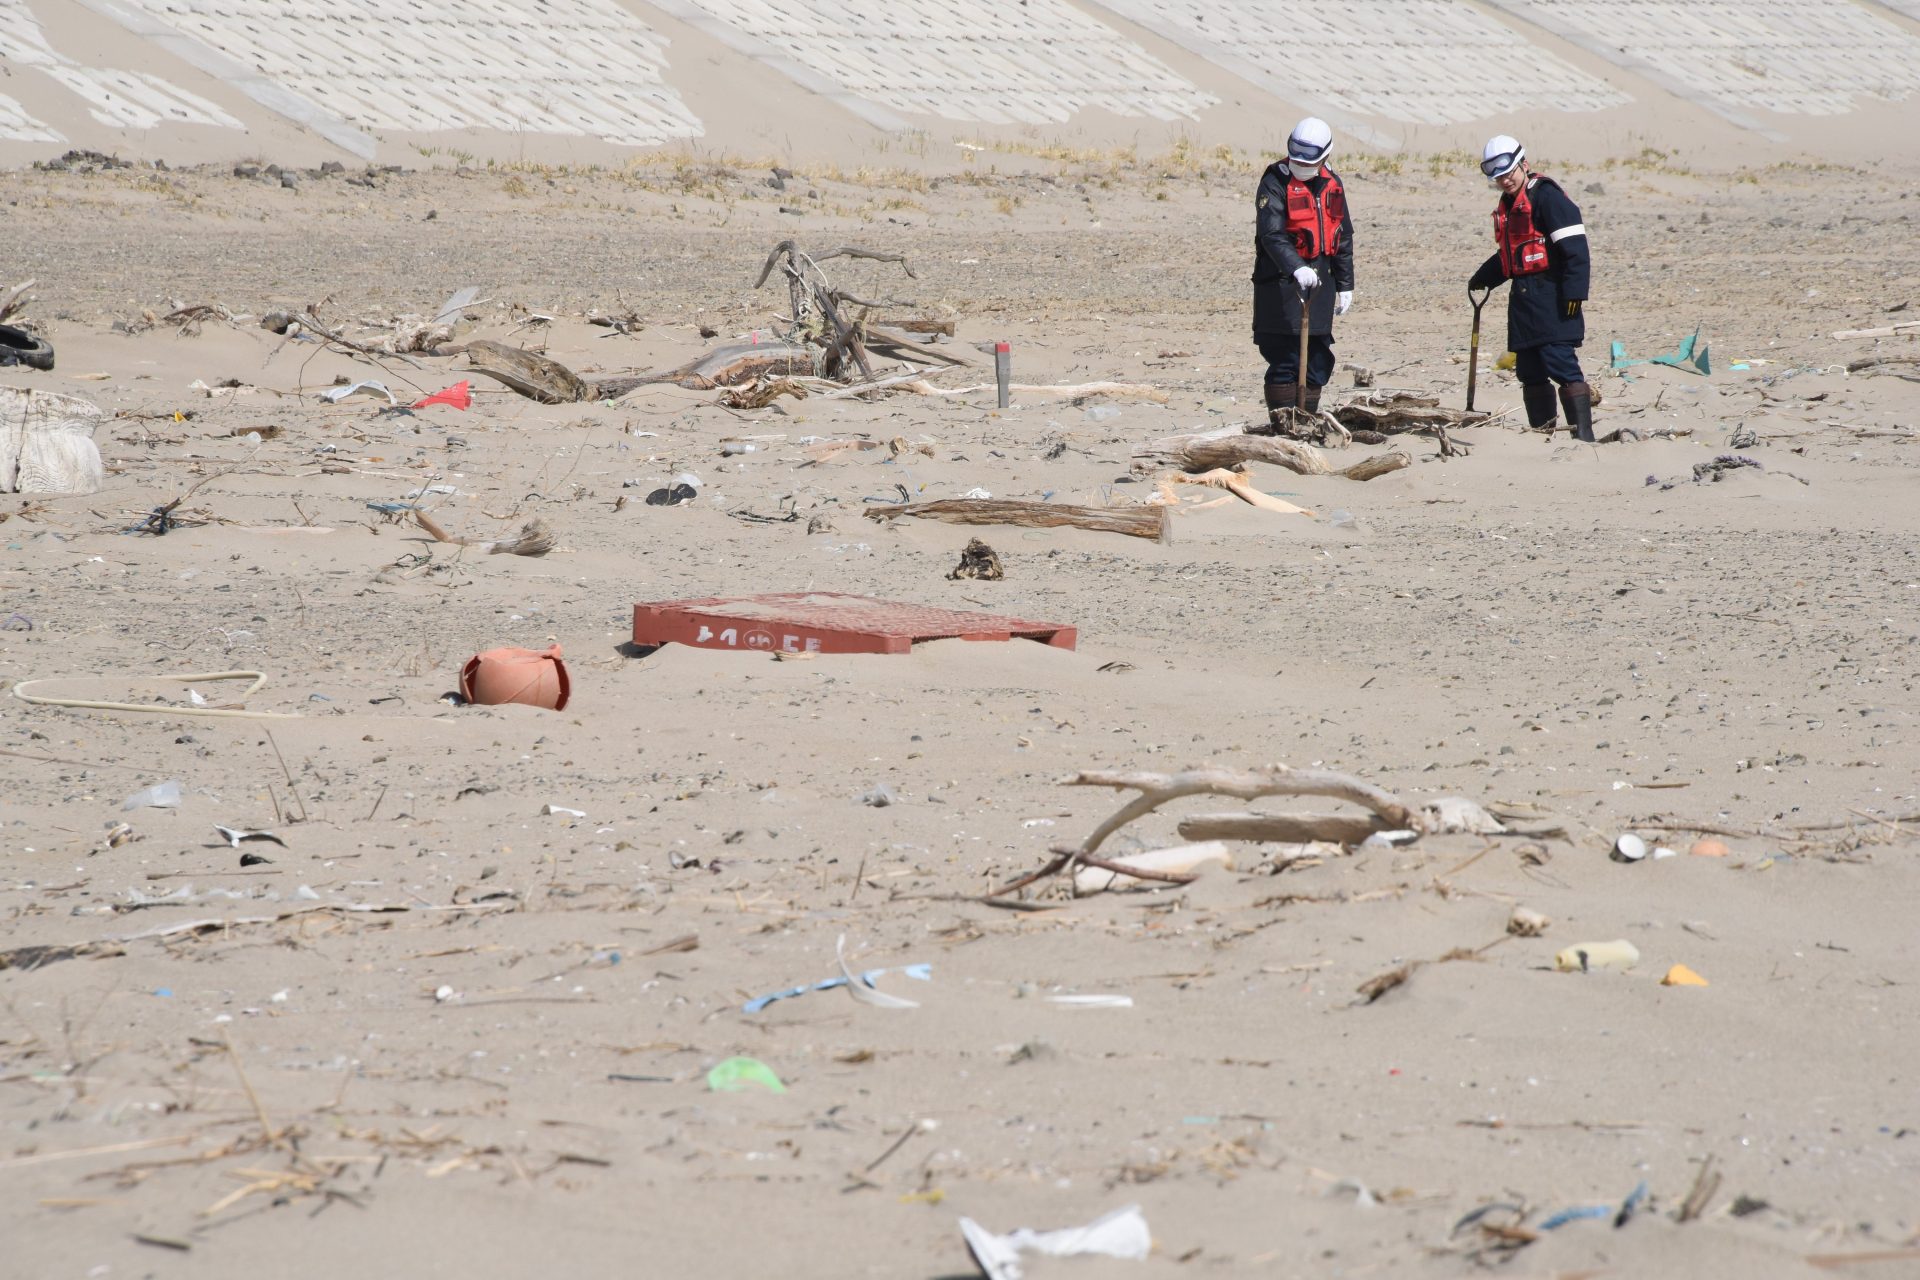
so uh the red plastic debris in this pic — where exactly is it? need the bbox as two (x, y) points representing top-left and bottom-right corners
(632, 592), (1076, 655)
(412, 380), (472, 410)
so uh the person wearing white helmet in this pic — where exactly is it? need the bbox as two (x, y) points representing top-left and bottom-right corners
(1467, 135), (1599, 442)
(1250, 116), (1355, 432)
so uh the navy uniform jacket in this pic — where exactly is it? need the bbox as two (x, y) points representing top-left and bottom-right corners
(1251, 163), (1355, 337)
(1468, 175), (1589, 350)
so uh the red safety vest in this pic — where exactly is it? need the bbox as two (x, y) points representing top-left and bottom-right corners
(1286, 173), (1345, 260)
(1495, 176), (1552, 277)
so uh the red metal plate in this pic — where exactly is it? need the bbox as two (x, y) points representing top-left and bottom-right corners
(632, 592), (1076, 655)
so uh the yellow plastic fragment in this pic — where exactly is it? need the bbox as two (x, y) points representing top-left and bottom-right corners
(1662, 964), (1709, 987)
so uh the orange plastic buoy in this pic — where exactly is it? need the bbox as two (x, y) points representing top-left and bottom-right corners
(1661, 963), (1709, 987)
(460, 644), (570, 711)
(1689, 837), (1730, 858)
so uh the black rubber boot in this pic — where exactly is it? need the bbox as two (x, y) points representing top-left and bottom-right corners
(1259, 382), (1297, 435)
(1303, 384), (1322, 416)
(1560, 381), (1596, 443)
(1522, 383), (1558, 435)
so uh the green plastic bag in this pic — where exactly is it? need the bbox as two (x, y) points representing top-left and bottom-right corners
(707, 1056), (786, 1094)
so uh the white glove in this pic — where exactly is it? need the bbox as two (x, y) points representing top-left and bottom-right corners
(1335, 290), (1354, 316)
(1293, 266), (1318, 291)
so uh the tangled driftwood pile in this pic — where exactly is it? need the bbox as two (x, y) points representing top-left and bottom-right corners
(992, 764), (1506, 900)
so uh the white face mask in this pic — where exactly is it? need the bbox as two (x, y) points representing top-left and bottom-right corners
(1290, 161), (1321, 179)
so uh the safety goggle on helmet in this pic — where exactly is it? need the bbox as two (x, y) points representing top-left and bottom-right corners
(1287, 117), (1333, 168)
(1480, 136), (1525, 179)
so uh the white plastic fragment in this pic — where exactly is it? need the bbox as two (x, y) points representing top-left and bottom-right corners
(1071, 841), (1231, 894)
(959, 1204), (1151, 1280)
(321, 380), (396, 404)
(836, 934), (919, 1010)
(121, 780), (182, 811)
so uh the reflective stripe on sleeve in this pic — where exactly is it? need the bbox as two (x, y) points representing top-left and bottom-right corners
(1549, 223), (1587, 243)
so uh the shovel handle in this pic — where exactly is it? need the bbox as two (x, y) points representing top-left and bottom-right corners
(1296, 281), (1316, 413)
(1465, 286), (1491, 413)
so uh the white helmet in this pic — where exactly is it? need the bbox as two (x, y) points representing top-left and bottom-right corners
(1287, 117), (1334, 169)
(1481, 135), (1525, 179)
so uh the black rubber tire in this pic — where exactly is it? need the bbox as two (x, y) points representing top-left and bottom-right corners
(0, 323), (54, 372)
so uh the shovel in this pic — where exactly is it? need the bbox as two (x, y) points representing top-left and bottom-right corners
(1295, 277), (1317, 413)
(1465, 285), (1491, 413)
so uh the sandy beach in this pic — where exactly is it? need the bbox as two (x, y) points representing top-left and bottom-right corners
(1, 135), (1919, 1279)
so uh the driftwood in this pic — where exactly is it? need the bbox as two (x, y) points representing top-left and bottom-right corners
(260, 306), (424, 368)
(1179, 812), (1390, 844)
(463, 339), (588, 404)
(862, 323), (971, 366)
(719, 378), (808, 409)
(1254, 406), (1352, 448)
(1330, 390), (1488, 431)
(1327, 391), (1485, 458)
(812, 369), (943, 399)
(1832, 320), (1920, 340)
(884, 317), (956, 337)
(163, 303), (235, 336)
(1073, 842), (1233, 894)
(1846, 355), (1920, 382)
(1163, 469), (1312, 515)
(755, 243), (918, 284)
(1066, 767), (1422, 855)
(0, 939), (123, 971)
(990, 771), (1512, 901)
(866, 498), (1170, 543)
(1135, 428), (1411, 480)
(597, 341), (817, 397)
(756, 240), (920, 382)
(415, 510), (555, 556)
(0, 279), (34, 323)
(990, 764), (1428, 898)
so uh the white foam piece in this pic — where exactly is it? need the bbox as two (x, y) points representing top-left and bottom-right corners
(1091, 0), (1627, 129)
(100, 0), (705, 147)
(667, 0), (1216, 125)
(1486, 0), (1920, 121)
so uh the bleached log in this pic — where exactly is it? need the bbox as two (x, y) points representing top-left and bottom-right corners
(866, 497), (1170, 542)
(1136, 430), (1410, 481)
(1178, 811), (1391, 845)
(464, 340), (588, 404)
(1832, 321), (1920, 340)
(1136, 428), (1329, 474)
